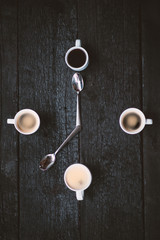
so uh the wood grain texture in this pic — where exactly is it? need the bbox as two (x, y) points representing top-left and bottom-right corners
(0, 1), (18, 240)
(142, 1), (160, 239)
(1, 0), (160, 239)
(18, 1), (80, 239)
(78, 0), (144, 239)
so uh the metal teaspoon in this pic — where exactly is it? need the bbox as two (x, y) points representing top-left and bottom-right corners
(39, 73), (84, 171)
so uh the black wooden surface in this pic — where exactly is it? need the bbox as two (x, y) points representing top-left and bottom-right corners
(0, 0), (160, 240)
(0, 1), (18, 239)
(142, 1), (160, 240)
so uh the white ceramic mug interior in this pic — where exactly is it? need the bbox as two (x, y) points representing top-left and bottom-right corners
(7, 109), (40, 135)
(65, 39), (89, 71)
(64, 163), (92, 201)
(119, 108), (153, 134)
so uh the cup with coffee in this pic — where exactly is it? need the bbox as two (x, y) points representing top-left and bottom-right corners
(64, 163), (92, 200)
(119, 108), (153, 134)
(65, 39), (89, 71)
(7, 109), (40, 135)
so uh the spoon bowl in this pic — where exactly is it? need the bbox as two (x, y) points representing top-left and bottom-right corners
(39, 154), (56, 171)
(72, 73), (84, 126)
(72, 73), (84, 93)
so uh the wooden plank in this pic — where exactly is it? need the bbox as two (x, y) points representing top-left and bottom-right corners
(78, 0), (144, 239)
(18, 1), (80, 239)
(142, 1), (160, 239)
(0, 1), (18, 239)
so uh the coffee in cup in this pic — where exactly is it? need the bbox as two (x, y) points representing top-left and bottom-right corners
(122, 113), (141, 131)
(119, 108), (153, 134)
(7, 109), (40, 135)
(18, 113), (37, 133)
(65, 39), (89, 71)
(64, 163), (92, 200)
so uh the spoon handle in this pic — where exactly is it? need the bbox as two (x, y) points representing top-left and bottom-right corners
(76, 93), (81, 127)
(55, 125), (81, 155)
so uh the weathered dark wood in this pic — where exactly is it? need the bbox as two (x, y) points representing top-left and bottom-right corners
(79, 0), (144, 239)
(1, 0), (160, 239)
(18, 1), (80, 239)
(0, 1), (19, 240)
(142, 1), (160, 239)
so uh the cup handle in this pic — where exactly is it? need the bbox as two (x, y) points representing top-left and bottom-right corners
(76, 190), (84, 201)
(145, 119), (153, 125)
(7, 119), (15, 124)
(75, 39), (81, 47)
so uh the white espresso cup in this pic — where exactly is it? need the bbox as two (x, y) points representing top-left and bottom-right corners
(7, 109), (40, 135)
(119, 108), (153, 134)
(64, 163), (92, 201)
(65, 39), (89, 71)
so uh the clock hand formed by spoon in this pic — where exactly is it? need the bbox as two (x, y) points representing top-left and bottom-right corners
(39, 73), (84, 171)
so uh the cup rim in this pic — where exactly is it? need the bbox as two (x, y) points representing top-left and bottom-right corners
(14, 109), (40, 135)
(119, 107), (146, 134)
(64, 163), (92, 192)
(65, 46), (89, 71)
